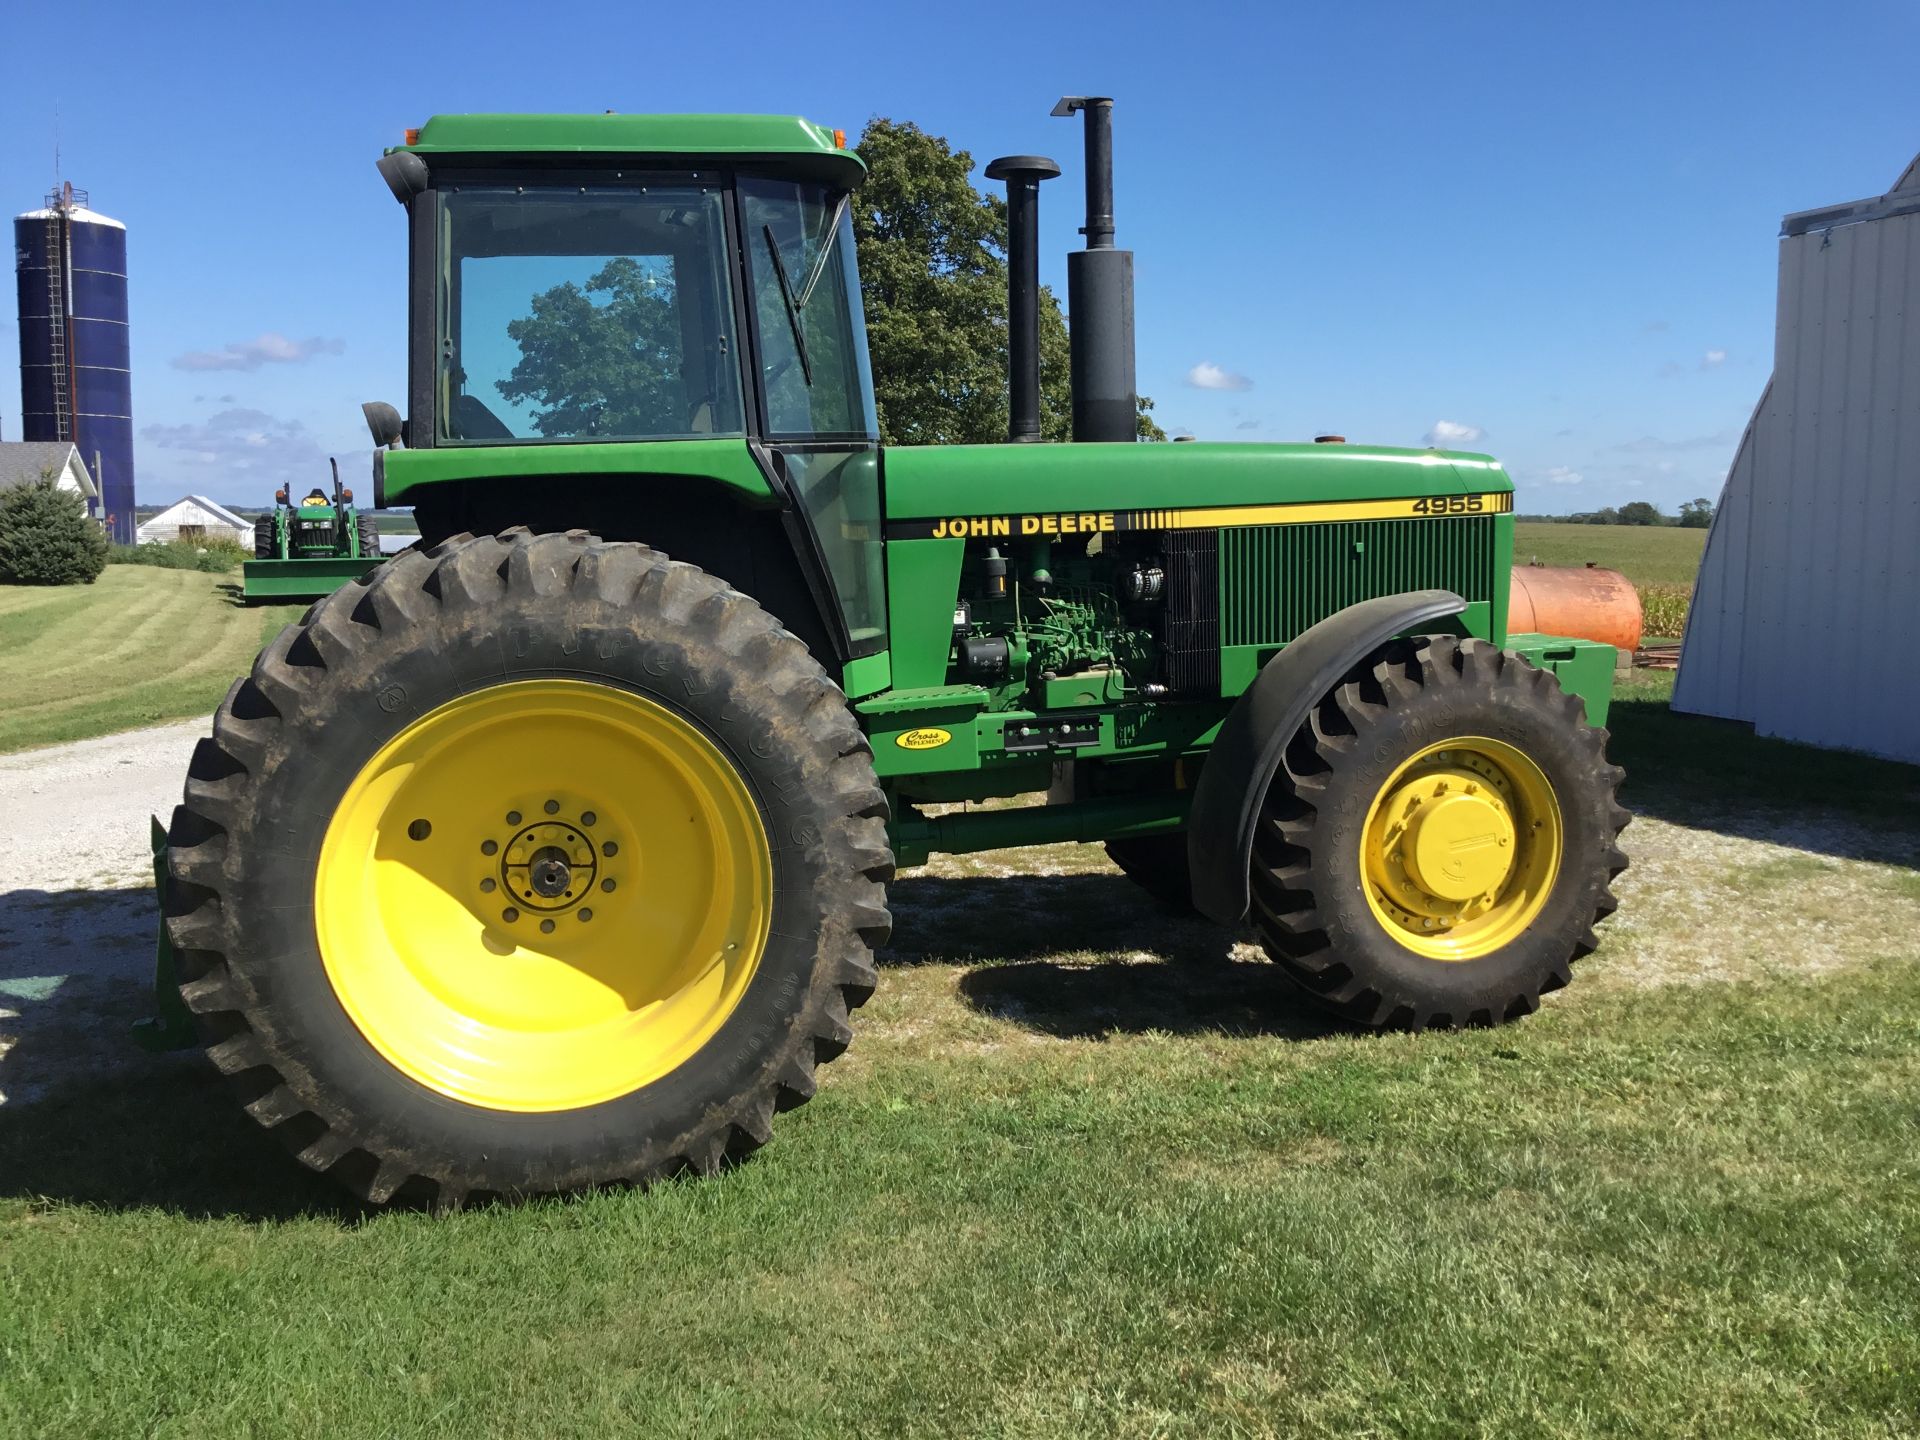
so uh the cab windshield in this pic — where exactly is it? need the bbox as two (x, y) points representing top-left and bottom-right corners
(438, 183), (743, 442)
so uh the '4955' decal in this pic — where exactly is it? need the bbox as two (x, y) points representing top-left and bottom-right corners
(1410, 494), (1487, 515)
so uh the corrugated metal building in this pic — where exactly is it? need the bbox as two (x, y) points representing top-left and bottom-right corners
(1672, 152), (1920, 763)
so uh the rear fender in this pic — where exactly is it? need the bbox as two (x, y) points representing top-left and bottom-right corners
(1186, 590), (1467, 925)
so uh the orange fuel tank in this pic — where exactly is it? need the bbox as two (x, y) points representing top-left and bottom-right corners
(1507, 564), (1642, 651)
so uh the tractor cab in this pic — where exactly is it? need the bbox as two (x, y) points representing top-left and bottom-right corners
(371, 115), (885, 658)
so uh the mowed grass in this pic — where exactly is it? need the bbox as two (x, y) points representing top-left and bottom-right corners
(3, 675), (1919, 1436)
(0, 569), (304, 752)
(1513, 522), (1707, 587)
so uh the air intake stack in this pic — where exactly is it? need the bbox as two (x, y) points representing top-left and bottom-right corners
(984, 155), (1060, 443)
(1052, 96), (1137, 443)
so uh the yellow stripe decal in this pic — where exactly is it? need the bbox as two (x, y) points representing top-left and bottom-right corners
(887, 491), (1512, 541)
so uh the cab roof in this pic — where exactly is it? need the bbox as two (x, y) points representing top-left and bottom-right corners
(389, 113), (865, 187)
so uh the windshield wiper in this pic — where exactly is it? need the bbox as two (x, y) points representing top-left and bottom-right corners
(761, 224), (813, 387)
(796, 192), (851, 312)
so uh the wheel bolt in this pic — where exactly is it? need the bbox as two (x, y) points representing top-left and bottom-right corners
(506, 810), (522, 826)
(481, 839), (498, 856)
(502, 907), (519, 923)
(544, 799), (560, 815)
(581, 811), (597, 826)
(578, 908), (593, 922)
(480, 878), (496, 893)
(602, 841), (619, 857)
(601, 878), (616, 893)
(540, 919), (556, 935)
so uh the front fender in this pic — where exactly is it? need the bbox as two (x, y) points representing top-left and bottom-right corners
(1186, 589), (1468, 925)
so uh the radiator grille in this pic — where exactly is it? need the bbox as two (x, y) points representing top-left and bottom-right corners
(1219, 516), (1496, 648)
(1161, 528), (1219, 693)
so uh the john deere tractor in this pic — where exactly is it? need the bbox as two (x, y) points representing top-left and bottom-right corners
(156, 101), (1627, 1206)
(241, 459), (383, 600)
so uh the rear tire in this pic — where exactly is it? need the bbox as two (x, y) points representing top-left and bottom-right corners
(1250, 635), (1627, 1029)
(165, 529), (892, 1205)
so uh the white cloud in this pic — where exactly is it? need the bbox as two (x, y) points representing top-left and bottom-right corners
(1544, 466), (1584, 486)
(141, 406), (352, 493)
(1424, 419), (1485, 448)
(1699, 348), (1727, 371)
(171, 332), (345, 372)
(1185, 362), (1252, 392)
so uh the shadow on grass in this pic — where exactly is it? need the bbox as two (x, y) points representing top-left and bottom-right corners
(0, 1065), (367, 1224)
(887, 871), (1338, 1040)
(1607, 682), (1920, 866)
(0, 883), (365, 1223)
(958, 958), (1338, 1041)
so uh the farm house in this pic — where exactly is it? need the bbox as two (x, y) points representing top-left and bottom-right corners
(0, 441), (98, 505)
(135, 494), (251, 547)
(1674, 151), (1920, 763)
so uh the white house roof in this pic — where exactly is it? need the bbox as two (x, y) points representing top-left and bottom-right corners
(146, 494), (251, 530)
(0, 441), (97, 498)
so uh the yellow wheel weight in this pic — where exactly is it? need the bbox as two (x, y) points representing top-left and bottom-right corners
(314, 680), (772, 1112)
(1359, 736), (1563, 961)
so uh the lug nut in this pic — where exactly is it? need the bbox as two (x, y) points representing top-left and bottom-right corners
(544, 799), (560, 815)
(506, 810), (522, 826)
(601, 878), (615, 893)
(602, 841), (619, 857)
(581, 811), (597, 826)
(578, 908), (593, 922)
(481, 839), (498, 856)
(540, 919), (556, 934)
(480, 878), (496, 893)
(502, 906), (519, 923)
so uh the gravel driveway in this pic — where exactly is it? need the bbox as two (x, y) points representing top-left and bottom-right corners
(0, 721), (206, 1105)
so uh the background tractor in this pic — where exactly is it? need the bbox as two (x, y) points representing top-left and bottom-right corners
(156, 100), (1627, 1207)
(241, 459), (383, 600)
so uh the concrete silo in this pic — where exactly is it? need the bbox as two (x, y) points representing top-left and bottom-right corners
(15, 182), (135, 543)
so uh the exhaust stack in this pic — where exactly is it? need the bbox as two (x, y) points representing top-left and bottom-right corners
(1052, 96), (1138, 443)
(984, 154), (1060, 443)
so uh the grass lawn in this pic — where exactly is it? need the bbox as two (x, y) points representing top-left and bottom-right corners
(0, 568), (305, 753)
(3, 670), (1917, 1436)
(1513, 522), (1707, 587)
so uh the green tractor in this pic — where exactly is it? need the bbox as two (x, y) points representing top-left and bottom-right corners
(241, 459), (384, 600)
(155, 101), (1627, 1206)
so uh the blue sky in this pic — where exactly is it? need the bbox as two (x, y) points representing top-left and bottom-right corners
(3, 0), (1915, 513)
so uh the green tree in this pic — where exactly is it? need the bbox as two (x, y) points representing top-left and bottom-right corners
(0, 476), (109, 585)
(497, 257), (686, 437)
(1678, 496), (1714, 528)
(854, 118), (1164, 444)
(1616, 500), (1665, 526)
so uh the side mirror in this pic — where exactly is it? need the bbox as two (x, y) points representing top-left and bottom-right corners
(362, 401), (405, 449)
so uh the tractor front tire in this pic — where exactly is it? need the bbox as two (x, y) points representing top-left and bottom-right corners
(355, 513), (381, 561)
(1250, 635), (1627, 1029)
(165, 529), (892, 1205)
(253, 514), (275, 559)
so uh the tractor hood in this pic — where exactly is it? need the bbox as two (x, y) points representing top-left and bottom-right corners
(879, 443), (1511, 528)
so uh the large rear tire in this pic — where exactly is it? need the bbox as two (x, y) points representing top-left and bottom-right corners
(1250, 635), (1627, 1029)
(165, 529), (892, 1205)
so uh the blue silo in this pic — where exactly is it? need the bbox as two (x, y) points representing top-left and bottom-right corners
(15, 184), (135, 543)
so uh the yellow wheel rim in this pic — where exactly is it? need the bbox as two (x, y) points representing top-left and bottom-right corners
(314, 680), (772, 1112)
(1359, 736), (1563, 961)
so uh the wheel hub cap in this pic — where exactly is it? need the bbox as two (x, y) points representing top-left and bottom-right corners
(1360, 738), (1564, 961)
